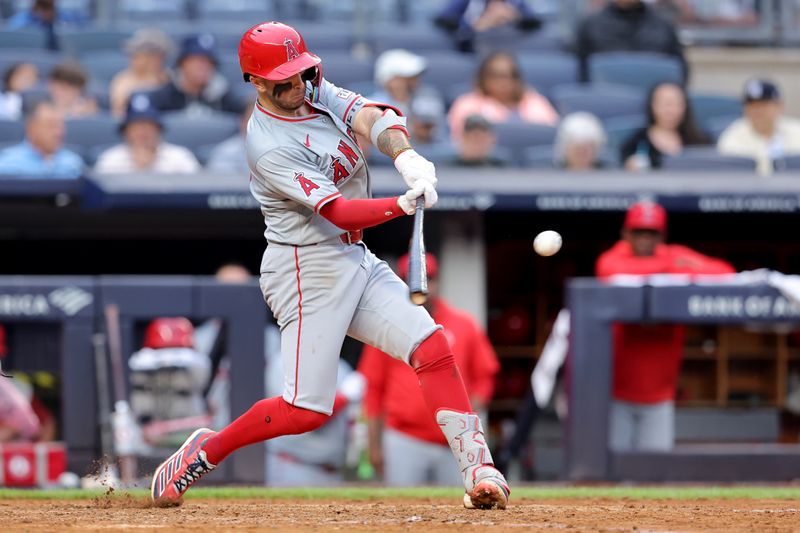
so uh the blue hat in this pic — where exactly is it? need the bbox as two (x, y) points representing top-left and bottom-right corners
(177, 33), (217, 64)
(121, 93), (163, 131)
(743, 79), (780, 103)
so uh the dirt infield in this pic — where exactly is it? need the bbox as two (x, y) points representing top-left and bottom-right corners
(1, 495), (799, 532)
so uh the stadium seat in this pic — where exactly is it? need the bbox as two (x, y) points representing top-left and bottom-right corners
(690, 93), (741, 130)
(315, 53), (374, 89)
(522, 144), (620, 169)
(81, 51), (128, 84)
(0, 49), (63, 78)
(661, 147), (756, 171)
(550, 83), (645, 121)
(369, 23), (458, 54)
(419, 52), (476, 101)
(588, 52), (684, 91)
(64, 115), (120, 152)
(61, 30), (133, 56)
(217, 56), (247, 87)
(119, 0), (188, 22)
(0, 119), (24, 143)
(514, 23), (564, 51)
(604, 114), (647, 150)
(777, 155), (800, 171)
(705, 114), (740, 142)
(290, 23), (355, 53)
(196, 1), (273, 23)
(0, 30), (46, 49)
(493, 122), (557, 165)
(161, 112), (239, 151)
(516, 51), (579, 99)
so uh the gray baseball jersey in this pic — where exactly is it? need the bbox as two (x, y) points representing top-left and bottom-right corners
(246, 79), (375, 248)
(247, 78), (439, 415)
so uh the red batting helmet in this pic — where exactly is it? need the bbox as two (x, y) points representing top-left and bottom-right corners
(238, 21), (321, 85)
(143, 317), (194, 350)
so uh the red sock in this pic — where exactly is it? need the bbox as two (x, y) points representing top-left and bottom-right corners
(411, 330), (472, 418)
(202, 396), (331, 465)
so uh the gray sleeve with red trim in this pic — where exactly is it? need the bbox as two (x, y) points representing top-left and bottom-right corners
(316, 78), (403, 129)
(255, 147), (341, 213)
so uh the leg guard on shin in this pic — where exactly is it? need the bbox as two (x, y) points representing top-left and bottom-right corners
(437, 409), (510, 510)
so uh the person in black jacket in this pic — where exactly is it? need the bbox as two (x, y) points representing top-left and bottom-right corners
(620, 81), (708, 170)
(576, 0), (687, 82)
(145, 34), (242, 116)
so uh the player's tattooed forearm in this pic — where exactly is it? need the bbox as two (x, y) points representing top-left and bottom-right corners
(376, 129), (411, 159)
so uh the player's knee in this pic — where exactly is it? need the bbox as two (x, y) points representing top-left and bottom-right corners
(282, 400), (330, 434)
(410, 329), (454, 374)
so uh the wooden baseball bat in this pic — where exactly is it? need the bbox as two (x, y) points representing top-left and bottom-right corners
(408, 197), (428, 306)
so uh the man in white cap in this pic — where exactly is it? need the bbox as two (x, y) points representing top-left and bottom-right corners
(368, 49), (444, 120)
(717, 78), (800, 176)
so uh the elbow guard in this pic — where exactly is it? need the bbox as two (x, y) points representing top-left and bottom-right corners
(369, 109), (408, 146)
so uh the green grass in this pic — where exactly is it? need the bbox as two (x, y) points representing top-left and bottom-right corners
(1, 485), (800, 501)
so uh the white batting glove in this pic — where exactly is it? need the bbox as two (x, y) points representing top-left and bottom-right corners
(397, 182), (438, 215)
(394, 149), (438, 189)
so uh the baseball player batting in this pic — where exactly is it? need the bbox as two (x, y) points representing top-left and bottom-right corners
(150, 21), (509, 510)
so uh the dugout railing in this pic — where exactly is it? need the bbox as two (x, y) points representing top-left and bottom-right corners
(567, 278), (800, 481)
(0, 276), (267, 484)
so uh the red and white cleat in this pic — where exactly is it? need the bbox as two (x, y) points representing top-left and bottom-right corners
(462, 465), (510, 510)
(151, 427), (216, 505)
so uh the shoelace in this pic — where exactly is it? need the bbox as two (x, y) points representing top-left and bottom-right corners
(173, 457), (212, 493)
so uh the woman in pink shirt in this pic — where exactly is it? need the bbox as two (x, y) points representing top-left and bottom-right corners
(448, 51), (558, 142)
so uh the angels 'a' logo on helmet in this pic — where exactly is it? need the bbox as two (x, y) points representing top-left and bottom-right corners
(284, 38), (300, 61)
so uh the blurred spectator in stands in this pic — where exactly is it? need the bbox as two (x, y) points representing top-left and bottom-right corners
(717, 79), (800, 177)
(621, 82), (708, 170)
(6, 0), (86, 51)
(110, 29), (175, 118)
(576, 0), (686, 82)
(359, 253), (499, 485)
(452, 114), (505, 167)
(409, 98), (456, 164)
(207, 102), (253, 174)
(597, 201), (735, 452)
(554, 112), (608, 170)
(0, 100), (82, 179)
(47, 62), (98, 118)
(448, 51), (557, 142)
(367, 49), (444, 120)
(434, 0), (542, 53)
(0, 63), (39, 120)
(94, 94), (200, 174)
(147, 34), (242, 116)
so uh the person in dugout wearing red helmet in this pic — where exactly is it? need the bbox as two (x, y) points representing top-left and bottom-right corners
(358, 254), (500, 486)
(596, 201), (735, 451)
(151, 21), (510, 510)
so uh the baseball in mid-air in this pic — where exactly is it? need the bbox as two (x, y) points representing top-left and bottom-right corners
(533, 230), (562, 256)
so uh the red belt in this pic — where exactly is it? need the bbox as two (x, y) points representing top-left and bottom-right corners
(339, 230), (362, 244)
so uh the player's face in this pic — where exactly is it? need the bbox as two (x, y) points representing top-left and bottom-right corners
(624, 228), (662, 257)
(255, 73), (306, 113)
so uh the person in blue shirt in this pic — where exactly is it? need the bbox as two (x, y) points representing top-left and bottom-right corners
(6, 0), (87, 51)
(0, 99), (83, 179)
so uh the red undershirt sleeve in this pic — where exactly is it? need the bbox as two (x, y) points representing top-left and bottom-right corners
(319, 196), (404, 231)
